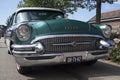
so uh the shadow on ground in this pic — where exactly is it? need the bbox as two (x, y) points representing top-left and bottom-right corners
(21, 61), (120, 80)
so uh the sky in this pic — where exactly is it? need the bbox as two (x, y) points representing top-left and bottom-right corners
(0, 0), (120, 25)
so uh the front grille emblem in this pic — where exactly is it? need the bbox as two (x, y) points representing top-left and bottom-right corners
(70, 42), (77, 47)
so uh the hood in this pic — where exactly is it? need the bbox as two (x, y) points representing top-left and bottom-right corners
(45, 19), (91, 34)
(28, 19), (102, 37)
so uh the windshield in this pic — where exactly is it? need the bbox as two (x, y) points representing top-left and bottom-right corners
(16, 10), (64, 23)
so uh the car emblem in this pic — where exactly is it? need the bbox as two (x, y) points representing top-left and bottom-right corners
(70, 42), (77, 47)
(65, 26), (79, 30)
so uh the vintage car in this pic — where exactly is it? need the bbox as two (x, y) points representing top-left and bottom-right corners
(5, 7), (114, 74)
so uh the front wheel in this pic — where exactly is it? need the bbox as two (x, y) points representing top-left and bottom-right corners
(16, 63), (31, 74)
(81, 60), (97, 66)
(8, 50), (11, 55)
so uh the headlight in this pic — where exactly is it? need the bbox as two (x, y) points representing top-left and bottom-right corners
(16, 24), (31, 41)
(101, 24), (112, 38)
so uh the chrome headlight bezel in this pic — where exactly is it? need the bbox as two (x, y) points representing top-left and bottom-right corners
(16, 24), (31, 41)
(101, 24), (112, 38)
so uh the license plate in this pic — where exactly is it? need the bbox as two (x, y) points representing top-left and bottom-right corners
(66, 56), (82, 63)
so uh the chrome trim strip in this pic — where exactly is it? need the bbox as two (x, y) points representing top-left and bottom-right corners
(11, 44), (36, 49)
(16, 7), (63, 14)
(13, 50), (108, 57)
(31, 34), (104, 44)
(13, 50), (36, 54)
(52, 42), (92, 46)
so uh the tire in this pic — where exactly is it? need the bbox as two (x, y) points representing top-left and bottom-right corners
(8, 50), (11, 55)
(16, 63), (31, 74)
(81, 59), (97, 66)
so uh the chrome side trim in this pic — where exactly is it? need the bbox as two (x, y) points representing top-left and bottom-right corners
(31, 34), (104, 44)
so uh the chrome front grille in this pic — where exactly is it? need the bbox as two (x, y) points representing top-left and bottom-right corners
(35, 35), (103, 54)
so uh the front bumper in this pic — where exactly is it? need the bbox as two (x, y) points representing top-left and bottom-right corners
(12, 40), (114, 67)
(15, 51), (109, 66)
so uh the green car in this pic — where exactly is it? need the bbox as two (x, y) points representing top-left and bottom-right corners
(5, 7), (114, 74)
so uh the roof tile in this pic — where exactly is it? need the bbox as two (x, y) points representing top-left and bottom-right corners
(89, 9), (120, 22)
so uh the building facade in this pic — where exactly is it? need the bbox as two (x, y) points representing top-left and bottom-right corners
(89, 10), (120, 33)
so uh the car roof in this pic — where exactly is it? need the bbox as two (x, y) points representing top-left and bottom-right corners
(16, 7), (63, 13)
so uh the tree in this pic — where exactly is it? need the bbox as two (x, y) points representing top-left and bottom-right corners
(17, 0), (117, 24)
(96, 0), (101, 24)
(6, 16), (11, 27)
(76, 0), (117, 24)
(18, 0), (78, 14)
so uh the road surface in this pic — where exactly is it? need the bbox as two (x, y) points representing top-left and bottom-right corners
(0, 38), (120, 80)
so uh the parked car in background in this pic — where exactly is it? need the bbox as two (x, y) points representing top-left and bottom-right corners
(0, 25), (6, 37)
(0, 29), (3, 38)
(4, 7), (114, 74)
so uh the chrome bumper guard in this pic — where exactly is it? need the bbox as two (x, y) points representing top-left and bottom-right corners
(12, 40), (114, 66)
(12, 42), (44, 55)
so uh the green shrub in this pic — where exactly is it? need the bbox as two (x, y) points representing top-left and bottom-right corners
(109, 43), (120, 63)
(110, 32), (119, 39)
